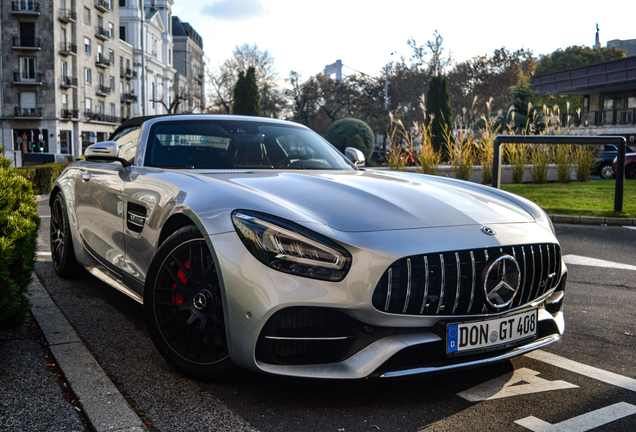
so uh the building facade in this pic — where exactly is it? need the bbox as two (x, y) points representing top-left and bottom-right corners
(119, 0), (175, 118)
(533, 56), (636, 145)
(1, 0), (138, 166)
(172, 16), (204, 113)
(2, 0), (204, 166)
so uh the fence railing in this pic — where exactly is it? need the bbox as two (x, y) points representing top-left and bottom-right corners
(492, 135), (627, 213)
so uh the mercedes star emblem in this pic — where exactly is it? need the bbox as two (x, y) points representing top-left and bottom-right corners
(483, 254), (521, 308)
(481, 226), (496, 236)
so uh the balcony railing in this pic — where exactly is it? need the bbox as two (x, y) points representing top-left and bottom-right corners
(86, 111), (119, 123)
(121, 93), (137, 103)
(562, 109), (636, 127)
(59, 42), (77, 55)
(14, 72), (43, 84)
(11, 1), (40, 13)
(15, 107), (42, 117)
(96, 85), (112, 95)
(13, 37), (41, 49)
(95, 26), (110, 40)
(59, 8), (76, 22)
(60, 76), (78, 87)
(94, 0), (111, 12)
(96, 54), (111, 68)
(61, 109), (79, 119)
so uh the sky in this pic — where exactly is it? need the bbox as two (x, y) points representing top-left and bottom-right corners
(173, 0), (635, 82)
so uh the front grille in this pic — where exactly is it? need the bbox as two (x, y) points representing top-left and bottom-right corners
(372, 243), (561, 316)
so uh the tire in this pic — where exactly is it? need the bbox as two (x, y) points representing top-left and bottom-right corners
(598, 162), (614, 180)
(144, 225), (233, 379)
(627, 164), (636, 180)
(50, 193), (84, 277)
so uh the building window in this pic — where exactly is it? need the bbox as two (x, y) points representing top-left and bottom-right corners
(17, 0), (36, 11)
(120, 81), (123, 94)
(84, 37), (91, 54)
(110, 76), (115, 90)
(109, 49), (115, 64)
(20, 58), (36, 81)
(119, 0), (125, 6)
(126, 83), (130, 94)
(85, 68), (92, 84)
(110, 103), (115, 117)
(98, 101), (105, 114)
(62, 93), (68, 110)
(20, 92), (36, 113)
(81, 131), (92, 154)
(108, 22), (114, 38)
(84, 7), (90, 25)
(60, 131), (71, 155)
(98, 72), (104, 87)
(97, 15), (103, 30)
(151, 82), (155, 109)
(19, 22), (35, 47)
(168, 49), (171, 65)
(119, 26), (126, 42)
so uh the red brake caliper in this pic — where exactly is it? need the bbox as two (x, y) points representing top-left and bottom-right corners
(172, 260), (189, 313)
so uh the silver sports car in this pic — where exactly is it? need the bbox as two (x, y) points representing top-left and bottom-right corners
(50, 114), (566, 379)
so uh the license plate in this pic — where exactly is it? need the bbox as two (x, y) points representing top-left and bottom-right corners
(447, 309), (537, 354)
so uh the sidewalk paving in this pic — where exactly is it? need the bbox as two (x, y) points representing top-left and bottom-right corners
(1, 194), (633, 432)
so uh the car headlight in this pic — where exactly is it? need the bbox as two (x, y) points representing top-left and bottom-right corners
(231, 210), (352, 282)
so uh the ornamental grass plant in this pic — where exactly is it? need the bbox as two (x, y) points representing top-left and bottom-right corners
(572, 145), (597, 182)
(529, 145), (551, 184)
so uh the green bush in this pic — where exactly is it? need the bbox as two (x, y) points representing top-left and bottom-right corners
(0, 154), (40, 331)
(325, 118), (375, 161)
(15, 162), (72, 194)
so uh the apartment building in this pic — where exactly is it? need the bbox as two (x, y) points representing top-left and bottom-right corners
(172, 16), (204, 113)
(1, 0), (138, 166)
(119, 0), (175, 117)
(2, 0), (205, 166)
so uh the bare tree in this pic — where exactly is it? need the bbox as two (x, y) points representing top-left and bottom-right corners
(206, 43), (285, 117)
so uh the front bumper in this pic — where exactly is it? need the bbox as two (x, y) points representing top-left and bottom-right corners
(209, 222), (565, 379)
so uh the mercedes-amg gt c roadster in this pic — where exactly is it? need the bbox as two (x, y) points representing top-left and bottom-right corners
(50, 115), (566, 379)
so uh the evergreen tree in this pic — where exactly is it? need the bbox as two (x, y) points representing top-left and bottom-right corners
(426, 75), (452, 154)
(232, 67), (261, 116)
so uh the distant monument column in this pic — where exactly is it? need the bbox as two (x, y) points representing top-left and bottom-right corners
(325, 60), (343, 82)
(594, 23), (601, 49)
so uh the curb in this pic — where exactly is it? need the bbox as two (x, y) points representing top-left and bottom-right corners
(29, 277), (147, 432)
(550, 215), (636, 226)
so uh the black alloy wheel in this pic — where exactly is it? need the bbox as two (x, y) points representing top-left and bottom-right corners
(50, 193), (83, 277)
(144, 225), (232, 378)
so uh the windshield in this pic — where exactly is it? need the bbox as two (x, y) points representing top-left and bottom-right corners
(144, 119), (354, 170)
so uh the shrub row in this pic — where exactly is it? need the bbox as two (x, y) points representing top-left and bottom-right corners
(15, 162), (73, 195)
(0, 154), (40, 331)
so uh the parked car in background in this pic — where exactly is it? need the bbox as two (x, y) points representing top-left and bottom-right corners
(594, 144), (635, 179)
(49, 114), (566, 380)
(612, 151), (636, 179)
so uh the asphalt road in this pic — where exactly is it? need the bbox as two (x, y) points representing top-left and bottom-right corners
(35, 198), (636, 431)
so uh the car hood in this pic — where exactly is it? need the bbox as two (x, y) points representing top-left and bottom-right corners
(197, 170), (535, 232)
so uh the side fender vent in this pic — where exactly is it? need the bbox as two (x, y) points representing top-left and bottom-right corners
(127, 202), (147, 233)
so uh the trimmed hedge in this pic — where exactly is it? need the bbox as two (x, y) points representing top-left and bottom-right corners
(0, 154), (40, 331)
(325, 118), (375, 161)
(15, 162), (72, 195)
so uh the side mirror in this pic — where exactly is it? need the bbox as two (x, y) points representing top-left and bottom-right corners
(85, 141), (130, 167)
(345, 147), (365, 167)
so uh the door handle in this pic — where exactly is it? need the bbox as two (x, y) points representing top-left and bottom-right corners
(81, 172), (91, 181)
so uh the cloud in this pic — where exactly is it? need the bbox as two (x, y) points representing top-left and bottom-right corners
(201, 0), (269, 21)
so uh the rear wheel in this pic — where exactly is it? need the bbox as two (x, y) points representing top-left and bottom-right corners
(50, 193), (83, 277)
(626, 164), (636, 180)
(144, 225), (233, 379)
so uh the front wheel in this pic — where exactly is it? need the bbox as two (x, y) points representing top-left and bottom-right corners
(598, 162), (614, 179)
(144, 225), (233, 379)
